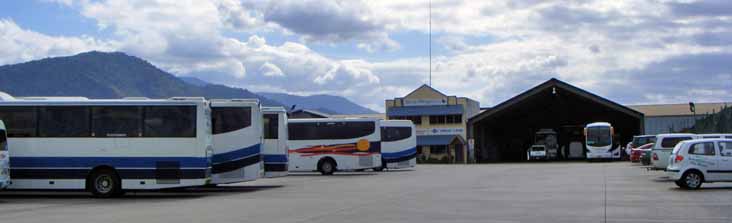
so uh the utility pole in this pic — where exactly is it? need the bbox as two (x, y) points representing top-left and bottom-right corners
(428, 0), (432, 87)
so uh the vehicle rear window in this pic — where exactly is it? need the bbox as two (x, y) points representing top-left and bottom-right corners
(381, 127), (412, 142)
(212, 107), (251, 134)
(531, 147), (544, 151)
(688, 142), (716, 156)
(661, 137), (692, 148)
(263, 114), (278, 139)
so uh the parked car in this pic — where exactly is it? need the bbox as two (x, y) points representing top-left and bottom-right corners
(630, 143), (654, 163)
(640, 145), (654, 165)
(527, 145), (547, 161)
(667, 139), (732, 189)
(651, 134), (696, 170)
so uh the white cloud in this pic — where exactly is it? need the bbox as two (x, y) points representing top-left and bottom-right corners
(3, 0), (732, 113)
(0, 19), (115, 65)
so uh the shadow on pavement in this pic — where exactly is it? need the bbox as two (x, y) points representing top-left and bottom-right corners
(0, 185), (284, 200)
(286, 172), (379, 177)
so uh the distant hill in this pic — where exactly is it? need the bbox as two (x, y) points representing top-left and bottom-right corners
(0, 51), (281, 106)
(257, 92), (377, 115)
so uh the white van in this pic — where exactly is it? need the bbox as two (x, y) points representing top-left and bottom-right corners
(0, 120), (9, 189)
(651, 133), (696, 170)
(667, 139), (732, 189)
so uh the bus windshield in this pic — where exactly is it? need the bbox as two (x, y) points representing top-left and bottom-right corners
(586, 127), (611, 147)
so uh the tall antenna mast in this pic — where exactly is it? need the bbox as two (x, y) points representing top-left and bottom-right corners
(428, 0), (432, 86)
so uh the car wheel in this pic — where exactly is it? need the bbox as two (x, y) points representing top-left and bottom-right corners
(318, 159), (336, 175)
(678, 171), (703, 190)
(88, 168), (123, 198)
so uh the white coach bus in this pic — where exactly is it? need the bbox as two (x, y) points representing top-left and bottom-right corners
(585, 122), (620, 160)
(0, 94), (213, 197)
(287, 118), (382, 175)
(261, 106), (288, 178)
(209, 99), (262, 185)
(0, 120), (9, 190)
(376, 120), (416, 171)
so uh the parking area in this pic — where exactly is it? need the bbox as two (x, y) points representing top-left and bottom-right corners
(0, 163), (731, 223)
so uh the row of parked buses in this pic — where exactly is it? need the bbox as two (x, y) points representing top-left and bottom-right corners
(0, 93), (416, 197)
(627, 133), (732, 189)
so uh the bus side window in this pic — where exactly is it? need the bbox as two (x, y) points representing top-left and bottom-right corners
(92, 106), (142, 137)
(0, 107), (38, 137)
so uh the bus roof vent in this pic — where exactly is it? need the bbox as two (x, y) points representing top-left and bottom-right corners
(0, 91), (15, 101)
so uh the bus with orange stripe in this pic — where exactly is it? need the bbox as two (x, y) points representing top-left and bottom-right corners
(287, 118), (382, 175)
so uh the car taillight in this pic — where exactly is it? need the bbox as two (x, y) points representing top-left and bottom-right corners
(652, 153), (658, 160)
(675, 155), (684, 163)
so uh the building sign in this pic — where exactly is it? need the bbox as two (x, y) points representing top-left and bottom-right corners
(417, 128), (464, 136)
(404, 98), (447, 106)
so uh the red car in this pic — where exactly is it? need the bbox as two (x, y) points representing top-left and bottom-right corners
(630, 143), (654, 162)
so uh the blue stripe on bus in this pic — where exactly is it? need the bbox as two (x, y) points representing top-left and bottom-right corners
(382, 147), (417, 159)
(212, 144), (261, 164)
(10, 156), (209, 168)
(262, 154), (288, 163)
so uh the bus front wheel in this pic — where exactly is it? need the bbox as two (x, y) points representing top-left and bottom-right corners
(87, 168), (123, 198)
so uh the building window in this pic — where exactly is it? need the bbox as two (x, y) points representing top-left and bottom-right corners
(446, 115), (462, 123)
(430, 145), (447, 154)
(429, 115), (462, 124)
(390, 116), (421, 125)
(416, 146), (423, 155)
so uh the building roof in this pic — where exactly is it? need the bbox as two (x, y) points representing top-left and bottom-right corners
(628, 102), (731, 117)
(386, 105), (464, 116)
(404, 84), (448, 98)
(417, 135), (465, 146)
(469, 78), (643, 124)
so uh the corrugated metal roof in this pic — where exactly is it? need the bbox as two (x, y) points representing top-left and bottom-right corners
(387, 105), (463, 116)
(628, 102), (731, 117)
(417, 135), (464, 146)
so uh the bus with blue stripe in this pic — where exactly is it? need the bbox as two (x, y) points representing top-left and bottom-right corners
(376, 120), (416, 171)
(0, 94), (213, 197)
(0, 120), (9, 189)
(261, 106), (288, 178)
(209, 99), (262, 185)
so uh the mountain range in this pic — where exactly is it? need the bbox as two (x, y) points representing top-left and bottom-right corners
(0, 51), (376, 114)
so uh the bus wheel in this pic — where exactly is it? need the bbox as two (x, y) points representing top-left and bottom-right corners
(318, 159), (336, 175)
(88, 168), (123, 198)
(373, 160), (385, 171)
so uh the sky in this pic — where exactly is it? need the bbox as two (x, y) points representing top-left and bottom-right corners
(1, 0), (731, 112)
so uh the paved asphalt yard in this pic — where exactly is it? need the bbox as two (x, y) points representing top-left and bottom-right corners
(0, 163), (731, 223)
